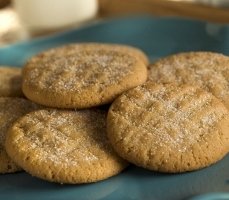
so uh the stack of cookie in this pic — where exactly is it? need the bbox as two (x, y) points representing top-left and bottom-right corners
(1, 44), (229, 184)
(0, 43), (147, 183)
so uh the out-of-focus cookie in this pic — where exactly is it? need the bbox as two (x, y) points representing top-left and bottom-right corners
(107, 83), (229, 173)
(0, 67), (23, 97)
(5, 109), (128, 183)
(22, 43), (147, 109)
(148, 52), (229, 109)
(0, 97), (40, 174)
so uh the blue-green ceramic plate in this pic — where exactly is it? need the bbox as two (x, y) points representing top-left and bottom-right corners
(0, 16), (228, 200)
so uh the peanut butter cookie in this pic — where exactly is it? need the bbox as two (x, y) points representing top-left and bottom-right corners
(107, 83), (229, 173)
(22, 43), (148, 109)
(5, 109), (128, 183)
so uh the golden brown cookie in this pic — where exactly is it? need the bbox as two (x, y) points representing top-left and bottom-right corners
(0, 97), (40, 174)
(0, 67), (23, 97)
(5, 109), (128, 183)
(107, 83), (229, 173)
(22, 43), (147, 109)
(148, 52), (229, 109)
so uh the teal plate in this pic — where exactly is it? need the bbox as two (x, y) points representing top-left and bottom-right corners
(0, 16), (229, 200)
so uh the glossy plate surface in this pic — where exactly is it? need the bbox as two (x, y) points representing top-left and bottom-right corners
(0, 16), (229, 200)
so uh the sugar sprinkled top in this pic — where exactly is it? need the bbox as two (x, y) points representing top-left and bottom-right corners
(148, 52), (229, 103)
(13, 109), (114, 166)
(112, 83), (228, 152)
(24, 45), (138, 92)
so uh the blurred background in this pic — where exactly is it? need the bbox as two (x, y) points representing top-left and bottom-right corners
(1, 0), (229, 46)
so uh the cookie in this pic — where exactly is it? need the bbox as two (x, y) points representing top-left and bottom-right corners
(107, 83), (229, 173)
(148, 52), (229, 109)
(5, 109), (128, 183)
(22, 43), (148, 109)
(0, 67), (23, 97)
(0, 97), (40, 174)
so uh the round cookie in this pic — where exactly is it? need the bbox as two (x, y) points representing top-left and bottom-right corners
(22, 43), (148, 109)
(148, 52), (229, 109)
(0, 67), (23, 97)
(0, 97), (40, 174)
(5, 109), (128, 183)
(107, 83), (229, 173)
